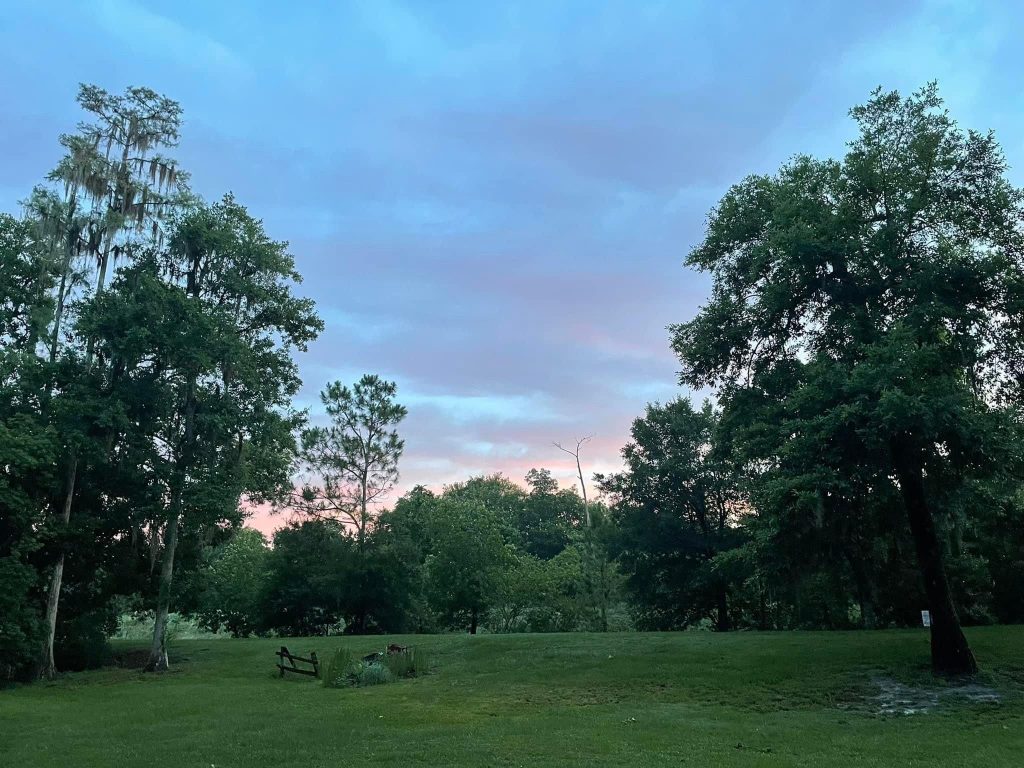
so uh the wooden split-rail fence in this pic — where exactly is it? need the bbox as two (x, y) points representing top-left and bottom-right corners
(276, 646), (319, 678)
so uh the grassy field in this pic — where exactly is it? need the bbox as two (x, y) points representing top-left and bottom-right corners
(2, 627), (1023, 767)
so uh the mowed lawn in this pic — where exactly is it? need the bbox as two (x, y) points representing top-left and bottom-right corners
(2, 628), (1023, 767)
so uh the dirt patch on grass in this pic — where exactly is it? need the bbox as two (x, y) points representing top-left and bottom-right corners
(871, 676), (1000, 716)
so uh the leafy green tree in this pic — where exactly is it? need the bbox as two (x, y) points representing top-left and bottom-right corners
(0, 416), (51, 681)
(490, 548), (591, 633)
(982, 490), (1024, 624)
(599, 399), (743, 630)
(259, 521), (349, 636)
(577, 503), (623, 632)
(672, 84), (1024, 674)
(426, 499), (512, 634)
(521, 468), (584, 559)
(85, 195), (320, 669)
(439, 474), (524, 540)
(37, 83), (188, 679)
(372, 486), (443, 632)
(198, 528), (269, 637)
(0, 213), (60, 680)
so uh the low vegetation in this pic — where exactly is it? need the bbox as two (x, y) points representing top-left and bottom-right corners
(321, 645), (429, 688)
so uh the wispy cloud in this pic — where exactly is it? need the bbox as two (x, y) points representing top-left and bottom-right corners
(403, 389), (565, 425)
(317, 307), (406, 344)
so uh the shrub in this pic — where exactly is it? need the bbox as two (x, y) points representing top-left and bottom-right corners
(352, 661), (393, 687)
(55, 611), (112, 672)
(112, 612), (221, 641)
(322, 646), (427, 688)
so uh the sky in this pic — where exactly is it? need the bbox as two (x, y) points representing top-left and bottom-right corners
(3, 0), (1024, 533)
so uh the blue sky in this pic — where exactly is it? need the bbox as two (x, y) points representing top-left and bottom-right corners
(3, 0), (1024, 520)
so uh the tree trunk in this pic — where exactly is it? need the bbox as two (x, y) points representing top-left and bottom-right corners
(148, 362), (197, 672)
(146, 508), (181, 672)
(892, 442), (977, 676)
(470, 607), (478, 635)
(38, 211), (105, 679)
(599, 557), (609, 632)
(38, 458), (78, 680)
(715, 587), (731, 631)
(40, 554), (66, 680)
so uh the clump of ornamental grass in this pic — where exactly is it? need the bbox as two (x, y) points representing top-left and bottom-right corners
(383, 647), (430, 679)
(322, 648), (356, 689)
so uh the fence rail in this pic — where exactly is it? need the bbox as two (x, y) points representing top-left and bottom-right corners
(276, 646), (319, 678)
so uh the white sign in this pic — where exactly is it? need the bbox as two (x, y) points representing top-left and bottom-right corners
(921, 610), (931, 627)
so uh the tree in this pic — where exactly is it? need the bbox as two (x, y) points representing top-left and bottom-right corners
(554, 437), (593, 527)
(441, 474), (530, 552)
(425, 499), (512, 634)
(372, 486), (443, 632)
(0, 215), (58, 680)
(38, 83), (187, 679)
(293, 374), (406, 633)
(259, 521), (349, 636)
(598, 399), (743, 630)
(295, 375), (407, 544)
(672, 84), (1024, 674)
(197, 528), (269, 637)
(521, 469), (583, 559)
(85, 195), (320, 669)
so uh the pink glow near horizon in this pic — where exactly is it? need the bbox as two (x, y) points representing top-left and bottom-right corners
(244, 432), (633, 537)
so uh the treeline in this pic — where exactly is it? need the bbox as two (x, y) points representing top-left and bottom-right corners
(185, 473), (619, 638)
(602, 398), (1024, 638)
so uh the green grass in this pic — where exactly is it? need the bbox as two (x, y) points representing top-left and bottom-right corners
(2, 627), (1023, 766)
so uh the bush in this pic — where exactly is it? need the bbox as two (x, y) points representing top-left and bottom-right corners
(55, 611), (111, 672)
(352, 661), (393, 686)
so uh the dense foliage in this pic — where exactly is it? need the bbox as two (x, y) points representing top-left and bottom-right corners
(186, 473), (618, 638)
(0, 84), (321, 680)
(665, 84), (1024, 673)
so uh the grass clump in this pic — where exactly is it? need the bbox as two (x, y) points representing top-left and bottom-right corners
(322, 648), (356, 688)
(383, 647), (429, 679)
(112, 612), (220, 641)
